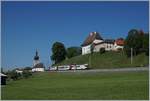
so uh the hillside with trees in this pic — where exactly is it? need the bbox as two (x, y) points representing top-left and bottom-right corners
(52, 29), (149, 68)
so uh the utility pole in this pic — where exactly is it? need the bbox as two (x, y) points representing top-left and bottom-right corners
(88, 53), (91, 68)
(89, 53), (92, 68)
(131, 48), (133, 65)
(89, 43), (94, 68)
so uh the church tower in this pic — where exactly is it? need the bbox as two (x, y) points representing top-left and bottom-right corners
(33, 50), (40, 66)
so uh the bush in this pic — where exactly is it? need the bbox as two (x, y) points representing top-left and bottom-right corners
(8, 71), (21, 80)
(22, 70), (32, 79)
(99, 48), (105, 54)
(67, 47), (81, 58)
(5, 69), (32, 81)
(117, 48), (123, 51)
(24, 67), (32, 71)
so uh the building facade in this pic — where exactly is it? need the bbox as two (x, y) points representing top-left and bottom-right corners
(81, 32), (124, 55)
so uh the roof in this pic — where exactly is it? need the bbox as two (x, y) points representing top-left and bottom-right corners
(93, 42), (105, 45)
(34, 56), (39, 60)
(33, 63), (45, 68)
(115, 38), (124, 46)
(81, 32), (103, 46)
(104, 39), (115, 43)
(34, 50), (39, 60)
(93, 39), (115, 45)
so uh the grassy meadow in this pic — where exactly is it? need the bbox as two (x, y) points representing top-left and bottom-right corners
(57, 51), (149, 69)
(2, 71), (149, 100)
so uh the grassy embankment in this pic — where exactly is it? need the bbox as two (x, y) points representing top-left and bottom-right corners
(56, 51), (149, 69)
(2, 71), (149, 100)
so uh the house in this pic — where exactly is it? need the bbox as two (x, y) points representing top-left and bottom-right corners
(114, 38), (124, 51)
(1, 73), (7, 85)
(32, 50), (45, 72)
(81, 32), (103, 55)
(81, 32), (124, 55)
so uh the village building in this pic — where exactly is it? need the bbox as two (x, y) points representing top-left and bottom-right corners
(114, 38), (124, 51)
(81, 32), (124, 55)
(32, 50), (45, 72)
(81, 32), (103, 55)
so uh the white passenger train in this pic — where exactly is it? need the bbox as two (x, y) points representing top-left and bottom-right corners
(49, 64), (88, 71)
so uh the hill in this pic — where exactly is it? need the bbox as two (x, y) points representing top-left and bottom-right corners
(56, 51), (149, 69)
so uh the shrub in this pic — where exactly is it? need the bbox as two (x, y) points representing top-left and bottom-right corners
(9, 71), (21, 80)
(99, 48), (105, 54)
(117, 48), (123, 51)
(22, 70), (32, 79)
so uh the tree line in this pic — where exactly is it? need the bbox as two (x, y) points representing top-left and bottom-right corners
(2, 67), (33, 81)
(124, 29), (149, 57)
(51, 42), (81, 64)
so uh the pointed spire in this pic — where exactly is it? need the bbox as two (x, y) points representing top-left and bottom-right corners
(36, 49), (38, 56)
(34, 49), (39, 60)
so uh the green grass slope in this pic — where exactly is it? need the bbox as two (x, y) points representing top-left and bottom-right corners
(57, 51), (149, 69)
(2, 71), (149, 100)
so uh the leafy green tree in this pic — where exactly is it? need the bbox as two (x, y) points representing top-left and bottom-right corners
(67, 47), (81, 58)
(142, 33), (149, 56)
(24, 67), (32, 71)
(51, 42), (67, 64)
(124, 29), (143, 57)
(22, 70), (32, 79)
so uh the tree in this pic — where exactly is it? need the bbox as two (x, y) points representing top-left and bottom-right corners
(142, 33), (149, 56)
(51, 42), (67, 64)
(124, 29), (143, 57)
(24, 67), (32, 71)
(67, 47), (81, 58)
(22, 70), (32, 79)
(8, 70), (20, 80)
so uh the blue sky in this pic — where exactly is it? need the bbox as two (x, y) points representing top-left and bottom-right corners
(1, 1), (149, 70)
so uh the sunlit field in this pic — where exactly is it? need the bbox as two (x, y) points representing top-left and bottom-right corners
(2, 71), (149, 100)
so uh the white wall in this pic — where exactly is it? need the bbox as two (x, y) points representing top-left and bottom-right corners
(33, 60), (40, 66)
(94, 43), (105, 52)
(94, 43), (115, 52)
(105, 43), (115, 51)
(114, 43), (124, 51)
(82, 41), (124, 55)
(82, 45), (91, 55)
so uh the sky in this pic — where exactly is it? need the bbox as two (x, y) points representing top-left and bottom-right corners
(1, 1), (149, 70)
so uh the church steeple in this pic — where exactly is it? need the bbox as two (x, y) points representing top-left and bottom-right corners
(36, 50), (38, 56)
(34, 50), (39, 60)
(33, 50), (40, 66)
(32, 50), (45, 72)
